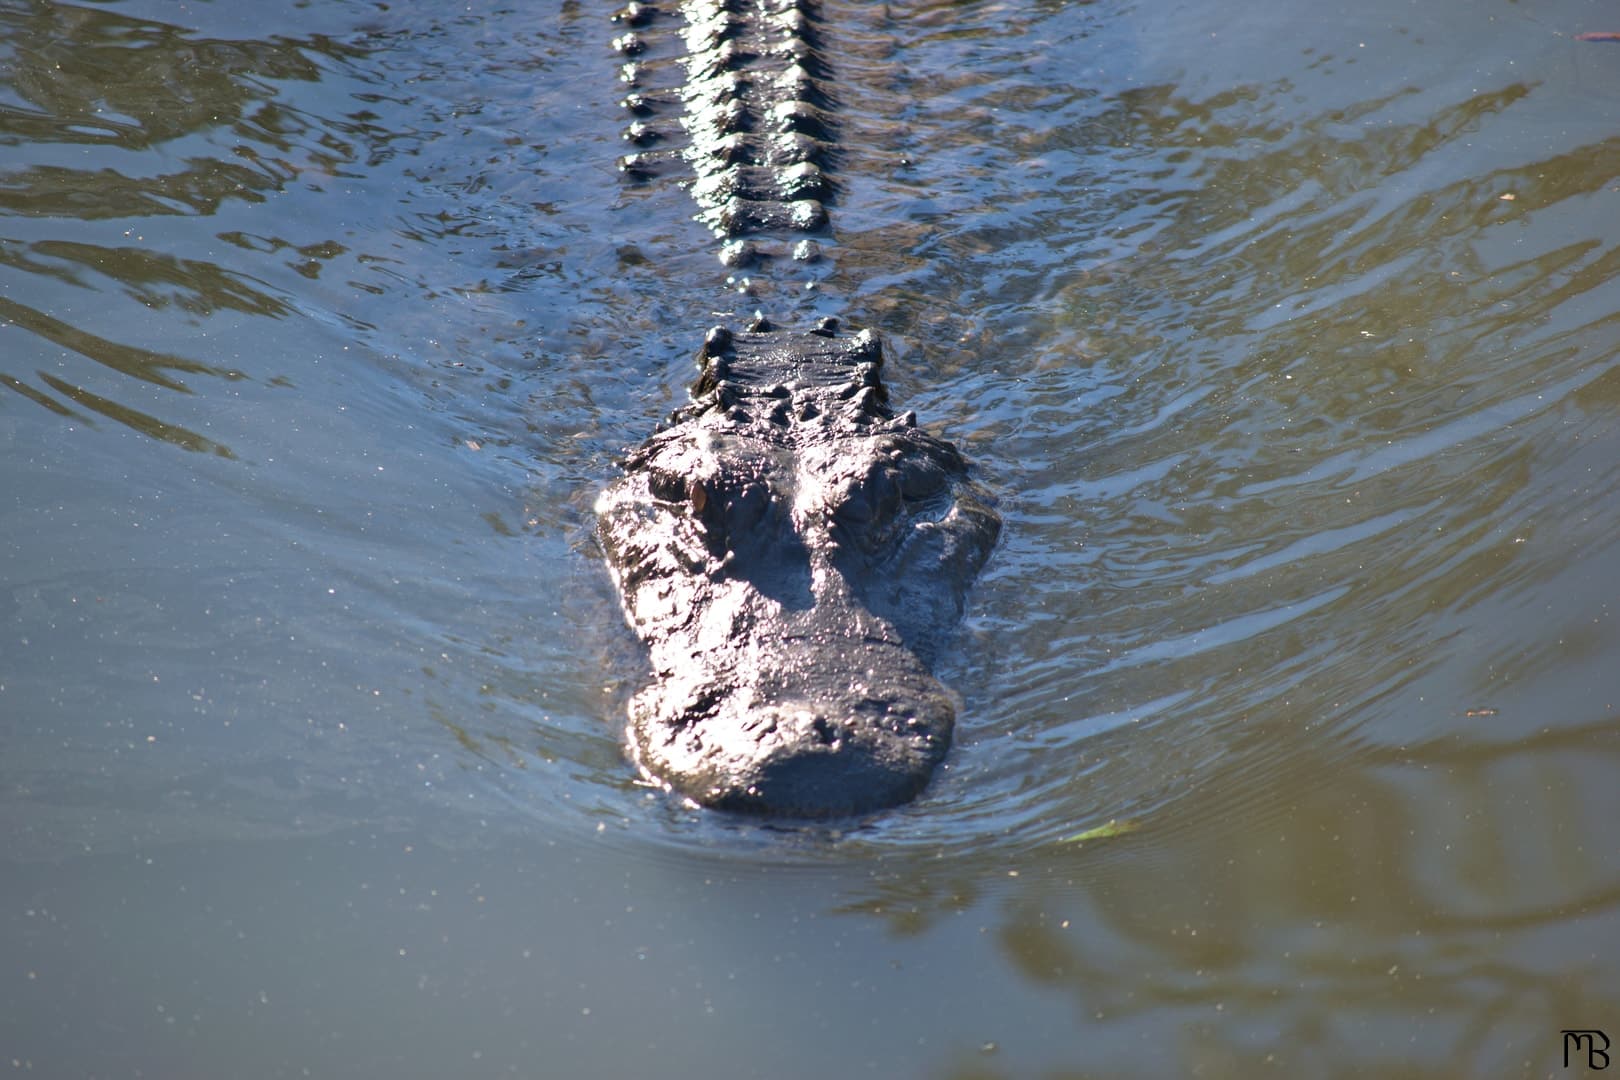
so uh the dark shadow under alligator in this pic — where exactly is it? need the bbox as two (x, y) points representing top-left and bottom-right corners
(597, 0), (1001, 817)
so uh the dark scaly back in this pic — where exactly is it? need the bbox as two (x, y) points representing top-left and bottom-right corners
(613, 0), (835, 283)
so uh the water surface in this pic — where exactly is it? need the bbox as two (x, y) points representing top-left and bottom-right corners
(4, 0), (1619, 1075)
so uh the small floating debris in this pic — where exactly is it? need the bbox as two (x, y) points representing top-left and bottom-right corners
(1059, 818), (1141, 844)
(1575, 31), (1620, 42)
(1463, 707), (1499, 718)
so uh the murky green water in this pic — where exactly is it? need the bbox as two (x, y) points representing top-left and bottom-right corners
(4, 0), (1619, 1075)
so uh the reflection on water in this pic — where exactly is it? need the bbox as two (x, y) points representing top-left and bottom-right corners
(0, 0), (338, 452)
(4, 0), (1620, 1075)
(828, 713), (1620, 1072)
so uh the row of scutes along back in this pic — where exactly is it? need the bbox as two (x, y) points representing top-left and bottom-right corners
(611, 0), (834, 271)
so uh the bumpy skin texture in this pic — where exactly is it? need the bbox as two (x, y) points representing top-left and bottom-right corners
(614, 0), (835, 265)
(602, 1), (998, 815)
(598, 320), (1000, 816)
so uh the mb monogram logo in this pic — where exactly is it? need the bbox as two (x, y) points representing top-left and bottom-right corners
(1564, 1030), (1611, 1070)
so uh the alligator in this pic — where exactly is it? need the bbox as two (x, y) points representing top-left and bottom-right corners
(596, 0), (1000, 817)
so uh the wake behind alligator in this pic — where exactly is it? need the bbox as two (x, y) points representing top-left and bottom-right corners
(596, 0), (1000, 817)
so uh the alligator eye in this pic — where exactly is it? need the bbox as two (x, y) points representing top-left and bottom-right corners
(862, 466), (904, 525)
(646, 467), (689, 504)
(897, 455), (950, 502)
(830, 462), (905, 555)
(688, 478), (732, 555)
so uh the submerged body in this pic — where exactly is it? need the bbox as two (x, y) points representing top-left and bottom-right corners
(598, 318), (999, 816)
(600, 0), (999, 815)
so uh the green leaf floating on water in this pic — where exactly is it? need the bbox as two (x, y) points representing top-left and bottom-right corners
(1060, 818), (1141, 843)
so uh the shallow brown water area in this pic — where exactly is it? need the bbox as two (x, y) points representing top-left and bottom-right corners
(3, 0), (1619, 1075)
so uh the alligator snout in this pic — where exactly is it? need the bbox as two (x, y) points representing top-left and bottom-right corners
(628, 633), (959, 817)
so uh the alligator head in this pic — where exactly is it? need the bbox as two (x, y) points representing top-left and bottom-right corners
(597, 320), (999, 817)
